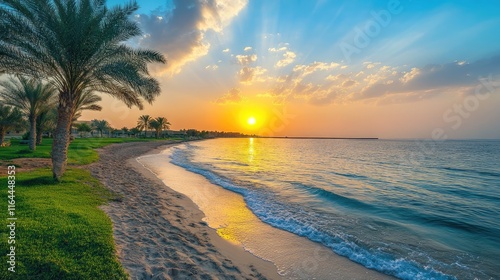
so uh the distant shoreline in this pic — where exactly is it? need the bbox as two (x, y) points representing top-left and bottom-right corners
(256, 136), (379, 140)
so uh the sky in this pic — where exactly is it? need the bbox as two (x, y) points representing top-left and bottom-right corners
(85, 0), (500, 139)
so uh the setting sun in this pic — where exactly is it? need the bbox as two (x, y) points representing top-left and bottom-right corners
(247, 117), (256, 126)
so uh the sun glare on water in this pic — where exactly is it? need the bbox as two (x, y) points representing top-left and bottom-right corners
(247, 117), (256, 126)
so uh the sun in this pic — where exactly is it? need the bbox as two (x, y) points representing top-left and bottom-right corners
(247, 117), (256, 126)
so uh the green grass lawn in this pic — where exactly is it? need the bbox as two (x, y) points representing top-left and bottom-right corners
(0, 168), (127, 279)
(0, 137), (180, 165)
(0, 137), (189, 279)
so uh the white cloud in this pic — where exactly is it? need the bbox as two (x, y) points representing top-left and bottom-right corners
(268, 47), (288, 52)
(244, 46), (252, 52)
(276, 51), (296, 68)
(222, 48), (230, 53)
(236, 54), (257, 65)
(293, 61), (340, 76)
(205, 65), (219, 70)
(400, 68), (421, 84)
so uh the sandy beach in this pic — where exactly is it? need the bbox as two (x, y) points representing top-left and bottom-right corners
(86, 140), (280, 280)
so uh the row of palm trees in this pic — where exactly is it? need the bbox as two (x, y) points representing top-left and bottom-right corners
(0, 0), (165, 181)
(73, 116), (171, 139)
(137, 115), (171, 138)
(0, 105), (23, 146)
(0, 77), (103, 150)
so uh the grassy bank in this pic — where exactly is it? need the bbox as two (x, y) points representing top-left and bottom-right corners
(0, 137), (168, 165)
(0, 138), (180, 279)
(0, 168), (127, 279)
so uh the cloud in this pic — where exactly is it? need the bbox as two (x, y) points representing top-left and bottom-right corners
(135, 0), (248, 76)
(268, 47), (288, 52)
(215, 88), (244, 104)
(234, 54), (500, 106)
(358, 55), (500, 99)
(222, 48), (230, 53)
(276, 51), (297, 68)
(236, 54), (258, 65)
(342, 80), (357, 88)
(244, 46), (253, 52)
(239, 66), (267, 84)
(293, 61), (340, 76)
(363, 61), (381, 68)
(267, 46), (296, 67)
(205, 65), (219, 70)
(326, 73), (349, 81)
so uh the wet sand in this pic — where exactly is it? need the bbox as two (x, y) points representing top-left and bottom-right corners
(86, 140), (280, 280)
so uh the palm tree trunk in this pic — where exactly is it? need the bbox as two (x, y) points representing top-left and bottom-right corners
(52, 95), (74, 181)
(0, 127), (5, 146)
(36, 114), (44, 145)
(36, 123), (43, 145)
(29, 114), (36, 151)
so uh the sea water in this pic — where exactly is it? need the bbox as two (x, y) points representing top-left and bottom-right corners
(152, 139), (500, 279)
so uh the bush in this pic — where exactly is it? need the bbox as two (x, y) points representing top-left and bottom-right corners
(22, 131), (30, 140)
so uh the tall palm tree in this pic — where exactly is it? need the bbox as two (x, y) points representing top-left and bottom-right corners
(0, 105), (23, 146)
(0, 1), (166, 180)
(137, 115), (152, 138)
(150, 117), (171, 138)
(0, 76), (56, 151)
(90, 119), (110, 138)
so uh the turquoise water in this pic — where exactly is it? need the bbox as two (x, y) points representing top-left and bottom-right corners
(170, 138), (500, 279)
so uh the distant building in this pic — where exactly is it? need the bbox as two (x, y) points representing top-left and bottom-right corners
(165, 130), (187, 138)
(5, 129), (25, 139)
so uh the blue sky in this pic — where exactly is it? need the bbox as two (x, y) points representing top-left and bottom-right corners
(97, 0), (500, 138)
(116, 0), (500, 65)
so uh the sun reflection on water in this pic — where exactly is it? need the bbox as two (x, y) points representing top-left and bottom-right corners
(248, 138), (255, 162)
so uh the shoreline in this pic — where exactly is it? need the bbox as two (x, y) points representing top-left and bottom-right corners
(138, 141), (395, 280)
(87, 140), (280, 279)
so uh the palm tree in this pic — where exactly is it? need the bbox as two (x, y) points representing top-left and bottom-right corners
(0, 77), (56, 151)
(137, 115), (152, 138)
(70, 91), (103, 136)
(150, 117), (171, 138)
(90, 119), (110, 138)
(130, 127), (141, 138)
(121, 127), (129, 137)
(0, 105), (23, 146)
(75, 123), (92, 138)
(36, 108), (58, 145)
(72, 91), (103, 121)
(0, 1), (166, 180)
